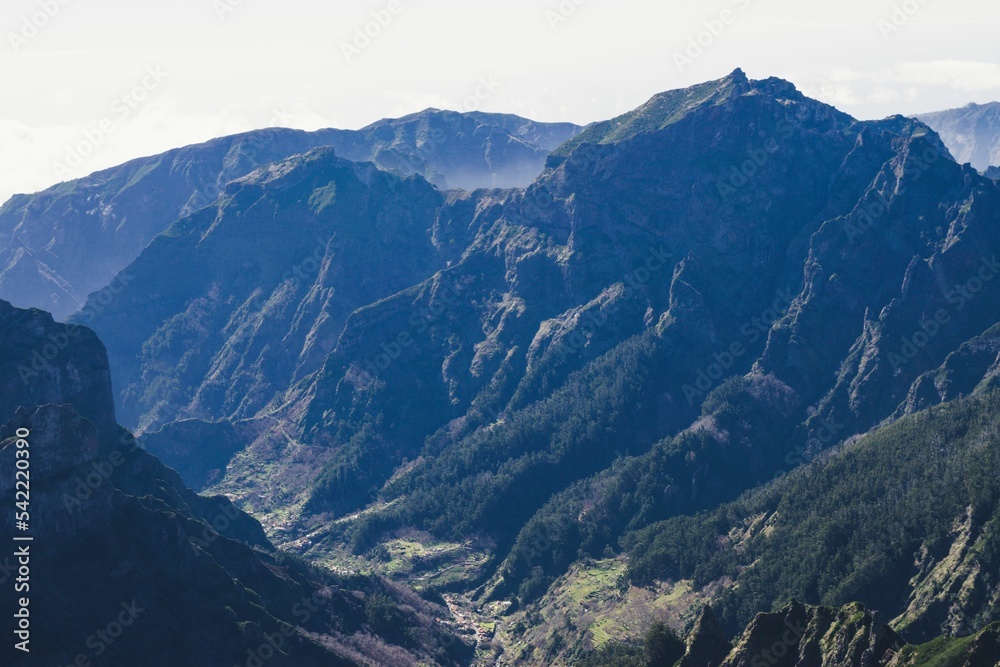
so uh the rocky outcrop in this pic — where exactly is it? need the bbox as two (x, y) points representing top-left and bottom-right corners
(671, 602), (995, 667)
(0, 300), (116, 436)
(720, 602), (904, 667)
(678, 606), (732, 667)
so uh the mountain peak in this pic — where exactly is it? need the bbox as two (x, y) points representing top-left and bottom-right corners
(548, 69), (850, 161)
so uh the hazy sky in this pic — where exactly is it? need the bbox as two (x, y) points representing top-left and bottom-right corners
(2, 0), (999, 203)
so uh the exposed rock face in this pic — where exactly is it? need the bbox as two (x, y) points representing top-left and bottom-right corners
(81, 148), (449, 432)
(0, 300), (116, 436)
(0, 128), (339, 320)
(0, 301), (470, 666)
(917, 102), (1000, 171)
(714, 606), (1000, 667)
(79, 72), (1000, 586)
(678, 606), (732, 667)
(0, 113), (581, 320)
(720, 602), (904, 667)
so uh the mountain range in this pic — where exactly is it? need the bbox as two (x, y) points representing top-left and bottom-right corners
(0, 111), (581, 321)
(3, 69), (1000, 666)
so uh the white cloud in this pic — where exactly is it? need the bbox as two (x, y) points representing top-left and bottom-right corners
(887, 60), (1000, 92)
(2, 1), (999, 203)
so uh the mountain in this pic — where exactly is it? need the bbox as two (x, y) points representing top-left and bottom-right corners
(623, 391), (1000, 641)
(916, 102), (1000, 171)
(0, 300), (471, 667)
(985, 166), (1000, 179)
(0, 112), (581, 320)
(78, 68), (1000, 571)
(335, 109), (584, 191)
(69, 69), (1000, 663)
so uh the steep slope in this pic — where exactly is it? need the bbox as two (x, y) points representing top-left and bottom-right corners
(890, 623), (1000, 667)
(579, 602), (997, 667)
(0, 300), (470, 667)
(0, 128), (339, 319)
(301, 72), (996, 579)
(623, 392), (1000, 642)
(82, 148), (448, 432)
(917, 102), (1000, 171)
(0, 113), (581, 320)
(81, 70), (1000, 633)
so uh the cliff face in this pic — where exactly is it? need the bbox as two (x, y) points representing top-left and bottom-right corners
(0, 300), (470, 667)
(720, 602), (904, 667)
(672, 603), (997, 667)
(0, 301), (116, 436)
(76, 72), (1000, 595)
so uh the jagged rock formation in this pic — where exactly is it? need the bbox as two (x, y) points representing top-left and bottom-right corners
(622, 392), (1000, 647)
(678, 606), (732, 667)
(75, 72), (1000, 607)
(719, 602), (904, 667)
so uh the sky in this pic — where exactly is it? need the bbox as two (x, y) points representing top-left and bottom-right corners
(2, 0), (999, 204)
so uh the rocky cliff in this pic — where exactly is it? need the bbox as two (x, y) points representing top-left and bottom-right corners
(0, 300), (471, 666)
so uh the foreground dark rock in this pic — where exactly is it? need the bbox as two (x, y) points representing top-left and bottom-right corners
(0, 300), (471, 666)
